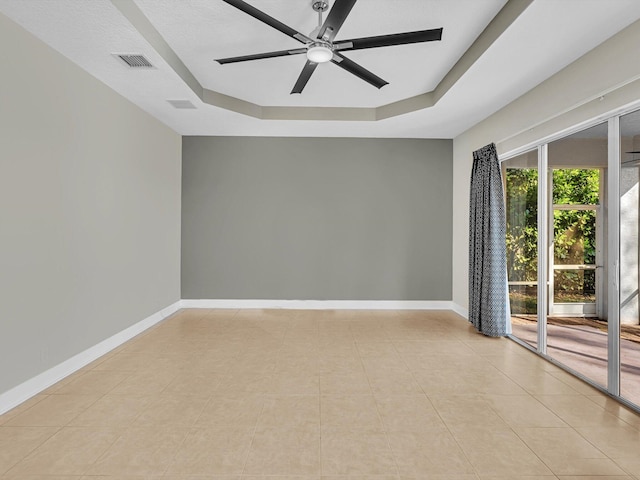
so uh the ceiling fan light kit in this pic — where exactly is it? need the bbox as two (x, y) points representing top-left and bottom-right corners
(306, 43), (333, 63)
(216, 0), (443, 94)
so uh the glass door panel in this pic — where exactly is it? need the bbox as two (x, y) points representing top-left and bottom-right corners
(619, 109), (640, 407)
(503, 150), (539, 349)
(547, 123), (608, 387)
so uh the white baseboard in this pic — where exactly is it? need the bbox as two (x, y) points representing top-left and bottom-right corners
(451, 302), (469, 319)
(0, 300), (182, 416)
(181, 299), (455, 310)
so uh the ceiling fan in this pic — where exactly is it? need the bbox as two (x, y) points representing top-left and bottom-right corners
(215, 0), (443, 94)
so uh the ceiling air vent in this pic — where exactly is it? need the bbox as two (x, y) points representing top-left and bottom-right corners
(167, 99), (197, 109)
(116, 54), (153, 68)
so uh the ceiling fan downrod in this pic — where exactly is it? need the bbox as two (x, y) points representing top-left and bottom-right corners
(312, 1), (329, 28)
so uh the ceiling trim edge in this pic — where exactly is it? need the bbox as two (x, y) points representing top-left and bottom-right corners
(111, 0), (532, 121)
(432, 0), (533, 105)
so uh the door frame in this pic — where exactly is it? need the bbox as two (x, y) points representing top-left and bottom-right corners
(547, 168), (604, 318)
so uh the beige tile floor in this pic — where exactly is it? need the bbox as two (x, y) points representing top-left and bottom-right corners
(1, 308), (640, 479)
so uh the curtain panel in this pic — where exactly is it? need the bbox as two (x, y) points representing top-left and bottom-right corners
(468, 143), (511, 337)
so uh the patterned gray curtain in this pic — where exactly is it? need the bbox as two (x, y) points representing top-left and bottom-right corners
(468, 143), (511, 337)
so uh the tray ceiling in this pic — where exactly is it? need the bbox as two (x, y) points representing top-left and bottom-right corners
(1, 0), (640, 137)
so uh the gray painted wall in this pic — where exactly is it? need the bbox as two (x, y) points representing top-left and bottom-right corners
(0, 13), (182, 395)
(182, 136), (452, 300)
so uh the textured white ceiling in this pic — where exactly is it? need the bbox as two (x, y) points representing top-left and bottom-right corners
(1, 0), (640, 138)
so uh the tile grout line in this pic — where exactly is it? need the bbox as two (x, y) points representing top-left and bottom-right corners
(487, 357), (629, 478)
(238, 393), (265, 476)
(0, 424), (63, 477)
(391, 335), (484, 479)
(240, 313), (290, 476)
(353, 324), (402, 478)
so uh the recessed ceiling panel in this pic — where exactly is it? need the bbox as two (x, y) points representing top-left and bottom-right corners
(133, 0), (507, 107)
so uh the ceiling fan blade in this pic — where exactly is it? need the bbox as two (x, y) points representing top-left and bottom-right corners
(221, 0), (311, 44)
(335, 28), (443, 51)
(317, 0), (357, 41)
(291, 60), (319, 94)
(331, 53), (388, 89)
(216, 48), (306, 65)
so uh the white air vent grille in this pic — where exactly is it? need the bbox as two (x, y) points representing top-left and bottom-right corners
(167, 99), (197, 109)
(116, 54), (153, 68)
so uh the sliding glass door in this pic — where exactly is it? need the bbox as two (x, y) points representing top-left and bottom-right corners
(546, 123), (608, 388)
(503, 109), (640, 411)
